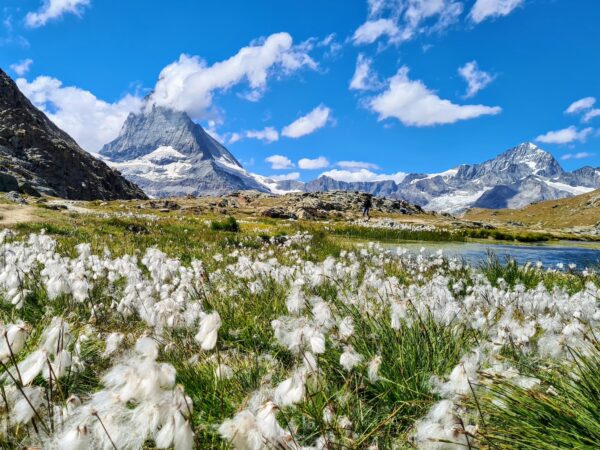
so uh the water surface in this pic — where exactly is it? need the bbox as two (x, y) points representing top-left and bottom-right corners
(386, 241), (600, 269)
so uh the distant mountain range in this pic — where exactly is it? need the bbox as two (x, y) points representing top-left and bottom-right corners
(0, 68), (145, 200)
(303, 143), (600, 212)
(99, 105), (600, 213)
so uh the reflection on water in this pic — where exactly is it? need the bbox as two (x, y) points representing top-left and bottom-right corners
(387, 241), (600, 269)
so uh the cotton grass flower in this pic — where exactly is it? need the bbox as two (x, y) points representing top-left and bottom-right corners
(195, 311), (222, 351)
(340, 346), (363, 372)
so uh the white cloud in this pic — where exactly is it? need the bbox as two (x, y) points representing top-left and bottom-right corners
(320, 168), (407, 183)
(234, 127), (279, 143)
(9, 59), (33, 76)
(14, 32), (315, 152)
(561, 152), (595, 160)
(265, 155), (295, 170)
(583, 109), (600, 123)
(298, 156), (330, 170)
(16, 75), (143, 152)
(565, 97), (596, 114)
(368, 66), (501, 126)
(337, 160), (380, 170)
(25, 0), (90, 28)
(469, 0), (524, 24)
(535, 126), (593, 144)
(349, 54), (381, 91)
(149, 32), (316, 120)
(353, 0), (463, 46)
(352, 19), (400, 45)
(269, 172), (301, 181)
(458, 60), (495, 98)
(564, 97), (600, 123)
(282, 105), (331, 138)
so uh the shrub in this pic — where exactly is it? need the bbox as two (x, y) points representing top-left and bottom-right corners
(210, 216), (240, 232)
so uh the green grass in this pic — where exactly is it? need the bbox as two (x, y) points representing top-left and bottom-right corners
(322, 223), (465, 243)
(472, 346), (600, 449)
(479, 253), (599, 293)
(465, 228), (552, 243)
(210, 216), (241, 233)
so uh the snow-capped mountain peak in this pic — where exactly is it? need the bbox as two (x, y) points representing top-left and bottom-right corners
(99, 106), (267, 198)
(101, 105), (240, 167)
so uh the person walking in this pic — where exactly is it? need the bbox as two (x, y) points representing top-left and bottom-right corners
(362, 194), (373, 220)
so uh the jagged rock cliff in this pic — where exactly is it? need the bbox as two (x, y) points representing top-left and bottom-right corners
(0, 68), (146, 200)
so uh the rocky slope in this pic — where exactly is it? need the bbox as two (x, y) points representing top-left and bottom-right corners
(133, 190), (428, 221)
(464, 189), (600, 237)
(0, 68), (146, 200)
(304, 143), (600, 213)
(100, 106), (269, 197)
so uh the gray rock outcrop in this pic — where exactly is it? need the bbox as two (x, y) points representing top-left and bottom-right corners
(0, 68), (146, 200)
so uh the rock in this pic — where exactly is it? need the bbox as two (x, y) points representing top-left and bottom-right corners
(146, 200), (181, 210)
(0, 172), (19, 192)
(4, 191), (26, 204)
(0, 68), (146, 200)
(259, 191), (424, 221)
(261, 207), (298, 220)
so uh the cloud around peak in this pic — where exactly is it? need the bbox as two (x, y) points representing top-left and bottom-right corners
(16, 75), (143, 152)
(148, 32), (317, 120)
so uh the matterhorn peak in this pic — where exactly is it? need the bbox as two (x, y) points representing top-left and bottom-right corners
(99, 105), (268, 197)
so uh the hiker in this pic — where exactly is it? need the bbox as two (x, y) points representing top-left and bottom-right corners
(362, 194), (373, 220)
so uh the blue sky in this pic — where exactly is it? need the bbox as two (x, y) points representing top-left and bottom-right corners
(1, 0), (599, 181)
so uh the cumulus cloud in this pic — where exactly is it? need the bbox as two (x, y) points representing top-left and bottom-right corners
(298, 156), (330, 170)
(320, 168), (407, 183)
(565, 97), (600, 123)
(353, 0), (463, 46)
(230, 127), (279, 144)
(583, 109), (600, 122)
(265, 155), (295, 170)
(353, 19), (400, 45)
(282, 105), (332, 138)
(25, 0), (90, 28)
(469, 0), (524, 24)
(349, 54), (381, 91)
(535, 126), (593, 144)
(16, 76), (143, 152)
(337, 160), (380, 170)
(149, 32), (316, 120)
(458, 60), (495, 98)
(565, 97), (596, 114)
(368, 66), (501, 126)
(9, 59), (33, 76)
(15, 32), (316, 152)
(269, 172), (301, 181)
(561, 152), (595, 160)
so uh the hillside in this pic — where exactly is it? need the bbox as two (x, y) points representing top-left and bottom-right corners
(0, 68), (146, 200)
(464, 189), (600, 236)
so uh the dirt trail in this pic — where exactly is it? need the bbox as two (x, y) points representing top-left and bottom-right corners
(0, 205), (37, 225)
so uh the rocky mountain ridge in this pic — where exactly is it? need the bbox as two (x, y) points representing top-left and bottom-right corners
(0, 68), (146, 200)
(302, 143), (600, 212)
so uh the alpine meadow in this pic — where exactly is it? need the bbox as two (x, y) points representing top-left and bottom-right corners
(0, 1), (599, 449)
